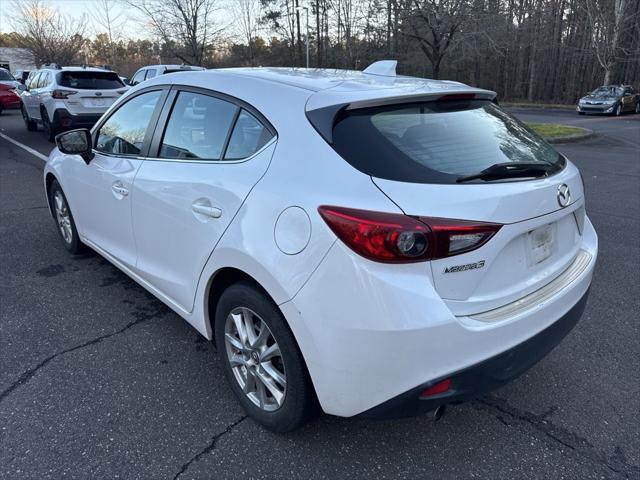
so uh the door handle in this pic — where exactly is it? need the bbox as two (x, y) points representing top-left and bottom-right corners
(192, 203), (222, 218)
(111, 182), (129, 197)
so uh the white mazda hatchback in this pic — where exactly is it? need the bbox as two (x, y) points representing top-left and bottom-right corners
(44, 62), (597, 432)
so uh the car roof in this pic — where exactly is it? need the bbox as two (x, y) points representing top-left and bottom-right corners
(143, 64), (205, 70)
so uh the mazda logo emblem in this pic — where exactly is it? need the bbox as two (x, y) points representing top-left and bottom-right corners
(557, 184), (571, 207)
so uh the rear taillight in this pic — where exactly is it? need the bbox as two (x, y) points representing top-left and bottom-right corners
(318, 206), (501, 263)
(52, 89), (77, 99)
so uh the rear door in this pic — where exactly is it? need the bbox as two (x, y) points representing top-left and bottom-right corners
(329, 98), (585, 314)
(131, 87), (276, 312)
(56, 70), (126, 115)
(24, 71), (43, 118)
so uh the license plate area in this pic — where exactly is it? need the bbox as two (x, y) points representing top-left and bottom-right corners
(527, 223), (556, 265)
(85, 98), (106, 107)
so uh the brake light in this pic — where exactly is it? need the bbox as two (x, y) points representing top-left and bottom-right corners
(52, 89), (77, 99)
(318, 206), (501, 263)
(419, 217), (501, 258)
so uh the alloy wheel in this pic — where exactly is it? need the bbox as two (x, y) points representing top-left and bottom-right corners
(53, 190), (73, 244)
(224, 307), (287, 412)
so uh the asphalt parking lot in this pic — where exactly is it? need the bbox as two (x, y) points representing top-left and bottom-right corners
(1, 108), (639, 479)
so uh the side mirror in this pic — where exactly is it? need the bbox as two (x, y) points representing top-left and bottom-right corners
(55, 129), (94, 164)
(17, 83), (27, 92)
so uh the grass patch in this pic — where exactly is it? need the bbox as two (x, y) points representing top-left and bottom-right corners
(502, 101), (576, 110)
(526, 122), (586, 138)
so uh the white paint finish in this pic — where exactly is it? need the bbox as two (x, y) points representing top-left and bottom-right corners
(67, 151), (141, 268)
(131, 142), (276, 313)
(274, 207), (311, 255)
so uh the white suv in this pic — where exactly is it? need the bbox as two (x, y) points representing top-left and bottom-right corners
(20, 66), (128, 141)
(45, 62), (597, 432)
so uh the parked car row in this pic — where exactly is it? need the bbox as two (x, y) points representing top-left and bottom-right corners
(11, 63), (205, 140)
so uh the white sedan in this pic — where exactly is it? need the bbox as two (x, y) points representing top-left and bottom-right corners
(44, 62), (597, 432)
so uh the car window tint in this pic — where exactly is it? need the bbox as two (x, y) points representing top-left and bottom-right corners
(159, 91), (237, 160)
(58, 71), (123, 89)
(96, 90), (162, 156)
(331, 100), (562, 184)
(224, 110), (273, 160)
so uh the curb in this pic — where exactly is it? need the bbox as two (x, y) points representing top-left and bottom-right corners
(544, 128), (595, 144)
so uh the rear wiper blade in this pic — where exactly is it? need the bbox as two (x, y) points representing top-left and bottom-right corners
(456, 162), (554, 183)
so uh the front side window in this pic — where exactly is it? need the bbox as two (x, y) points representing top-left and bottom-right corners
(224, 110), (273, 160)
(96, 90), (162, 156)
(131, 70), (146, 85)
(159, 91), (237, 160)
(331, 100), (562, 184)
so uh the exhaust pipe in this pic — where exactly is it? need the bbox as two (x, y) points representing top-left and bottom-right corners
(433, 405), (446, 421)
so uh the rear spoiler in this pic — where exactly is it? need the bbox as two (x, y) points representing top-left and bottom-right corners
(306, 91), (498, 144)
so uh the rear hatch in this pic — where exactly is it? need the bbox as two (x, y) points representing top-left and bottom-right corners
(317, 96), (585, 315)
(56, 70), (127, 115)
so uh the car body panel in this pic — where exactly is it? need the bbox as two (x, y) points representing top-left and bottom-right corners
(43, 66), (598, 419)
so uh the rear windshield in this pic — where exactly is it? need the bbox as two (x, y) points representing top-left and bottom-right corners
(0, 69), (13, 81)
(331, 100), (562, 184)
(57, 71), (124, 90)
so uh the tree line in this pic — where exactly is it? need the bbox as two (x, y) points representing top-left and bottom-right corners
(1, 0), (639, 104)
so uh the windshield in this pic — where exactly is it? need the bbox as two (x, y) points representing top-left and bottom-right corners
(590, 86), (622, 97)
(0, 69), (14, 81)
(331, 100), (562, 184)
(57, 71), (124, 89)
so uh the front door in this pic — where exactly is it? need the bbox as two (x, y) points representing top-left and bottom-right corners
(71, 89), (165, 268)
(131, 89), (276, 312)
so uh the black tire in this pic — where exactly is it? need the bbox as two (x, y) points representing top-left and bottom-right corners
(48, 179), (84, 254)
(42, 108), (57, 142)
(578, 111), (585, 115)
(614, 103), (622, 116)
(635, 102), (640, 114)
(22, 103), (37, 131)
(214, 281), (318, 432)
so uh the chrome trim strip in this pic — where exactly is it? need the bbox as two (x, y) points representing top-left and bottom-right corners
(468, 249), (592, 322)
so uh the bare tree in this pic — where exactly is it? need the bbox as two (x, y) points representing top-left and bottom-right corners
(583, 0), (637, 84)
(404, 0), (469, 79)
(232, 0), (262, 65)
(125, 0), (223, 65)
(10, 0), (87, 66)
(92, 0), (125, 68)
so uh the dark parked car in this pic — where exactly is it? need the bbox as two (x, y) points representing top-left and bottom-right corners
(577, 85), (640, 115)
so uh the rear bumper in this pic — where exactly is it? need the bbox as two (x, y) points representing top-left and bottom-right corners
(52, 109), (102, 129)
(360, 288), (589, 419)
(282, 216), (597, 418)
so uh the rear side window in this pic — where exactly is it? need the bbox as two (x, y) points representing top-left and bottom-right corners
(331, 100), (562, 184)
(131, 70), (146, 85)
(159, 91), (237, 160)
(224, 110), (273, 160)
(96, 90), (162, 155)
(57, 71), (124, 90)
(145, 69), (157, 80)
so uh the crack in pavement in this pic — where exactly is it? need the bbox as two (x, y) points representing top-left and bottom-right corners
(477, 396), (639, 479)
(0, 305), (167, 404)
(173, 416), (248, 480)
